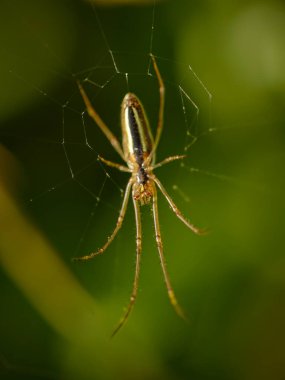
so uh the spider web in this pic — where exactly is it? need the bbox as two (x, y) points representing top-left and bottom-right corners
(0, 0), (255, 377)
(0, 0), (219, 257)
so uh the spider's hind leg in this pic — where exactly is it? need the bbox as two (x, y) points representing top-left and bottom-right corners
(98, 155), (130, 172)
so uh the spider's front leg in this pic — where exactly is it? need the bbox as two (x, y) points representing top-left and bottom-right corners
(73, 178), (133, 261)
(152, 183), (187, 320)
(111, 194), (142, 337)
(153, 175), (207, 235)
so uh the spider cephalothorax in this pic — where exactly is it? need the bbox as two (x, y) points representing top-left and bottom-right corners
(75, 54), (204, 337)
(132, 180), (154, 205)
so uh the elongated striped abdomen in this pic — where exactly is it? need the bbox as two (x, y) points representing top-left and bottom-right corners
(121, 93), (154, 166)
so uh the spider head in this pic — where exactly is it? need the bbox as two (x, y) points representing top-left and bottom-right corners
(133, 181), (153, 205)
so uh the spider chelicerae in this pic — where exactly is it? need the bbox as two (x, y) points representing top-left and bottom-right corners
(74, 54), (205, 336)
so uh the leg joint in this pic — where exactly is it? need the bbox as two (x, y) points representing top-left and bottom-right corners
(173, 206), (181, 216)
(155, 233), (162, 241)
(168, 290), (178, 306)
(117, 215), (124, 224)
(136, 237), (142, 250)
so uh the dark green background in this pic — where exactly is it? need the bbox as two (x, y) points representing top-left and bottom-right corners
(1, 0), (285, 379)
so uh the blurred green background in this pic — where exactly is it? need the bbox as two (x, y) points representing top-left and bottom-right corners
(1, 0), (285, 379)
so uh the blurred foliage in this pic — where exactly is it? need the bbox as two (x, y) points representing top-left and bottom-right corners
(1, 0), (285, 379)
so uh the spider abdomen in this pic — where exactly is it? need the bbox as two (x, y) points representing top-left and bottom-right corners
(121, 93), (154, 167)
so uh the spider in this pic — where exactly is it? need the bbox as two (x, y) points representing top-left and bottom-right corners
(74, 54), (205, 336)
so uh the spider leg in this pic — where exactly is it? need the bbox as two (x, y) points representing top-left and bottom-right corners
(98, 155), (130, 172)
(151, 155), (186, 170)
(152, 175), (207, 235)
(73, 178), (133, 261)
(152, 183), (187, 320)
(111, 196), (142, 337)
(77, 81), (126, 162)
(148, 54), (165, 163)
